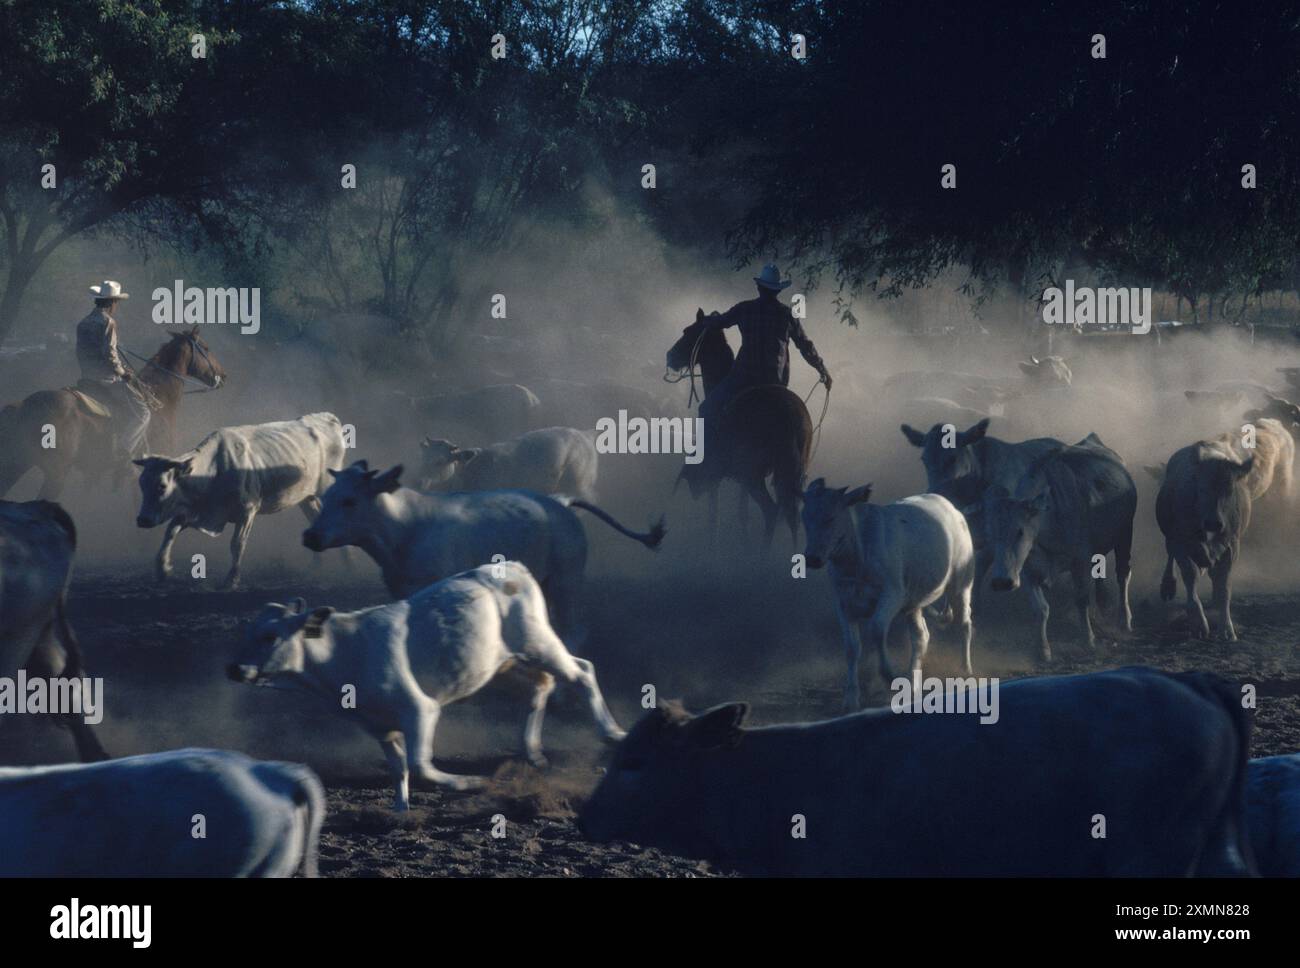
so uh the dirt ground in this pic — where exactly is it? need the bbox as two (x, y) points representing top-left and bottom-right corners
(6, 526), (1298, 877)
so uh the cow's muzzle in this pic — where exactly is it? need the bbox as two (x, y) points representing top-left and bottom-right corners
(302, 530), (324, 552)
(990, 576), (1018, 592)
(136, 514), (156, 528)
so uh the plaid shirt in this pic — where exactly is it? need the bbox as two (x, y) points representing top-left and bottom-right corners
(75, 307), (128, 381)
(707, 294), (825, 387)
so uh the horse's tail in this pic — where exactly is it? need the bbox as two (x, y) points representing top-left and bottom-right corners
(562, 498), (667, 549)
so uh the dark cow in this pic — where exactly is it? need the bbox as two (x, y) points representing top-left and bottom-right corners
(579, 668), (1255, 877)
(979, 439), (1136, 660)
(1155, 439), (1254, 641)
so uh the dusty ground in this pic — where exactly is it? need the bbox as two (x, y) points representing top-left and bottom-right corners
(6, 534), (1299, 877)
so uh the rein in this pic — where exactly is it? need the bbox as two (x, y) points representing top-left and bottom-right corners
(123, 341), (220, 394)
(661, 329), (709, 410)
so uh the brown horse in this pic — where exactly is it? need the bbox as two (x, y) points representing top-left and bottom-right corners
(665, 309), (813, 545)
(0, 327), (225, 499)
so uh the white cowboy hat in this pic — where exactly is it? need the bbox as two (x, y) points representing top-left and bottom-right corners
(89, 280), (129, 300)
(753, 264), (791, 291)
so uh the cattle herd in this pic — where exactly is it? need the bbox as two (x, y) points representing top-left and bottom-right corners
(3, 344), (1300, 878)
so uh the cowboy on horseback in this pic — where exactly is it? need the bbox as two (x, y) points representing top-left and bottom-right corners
(75, 280), (158, 459)
(697, 264), (832, 434)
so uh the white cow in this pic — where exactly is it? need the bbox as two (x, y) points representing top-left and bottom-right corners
(0, 499), (107, 761)
(134, 412), (347, 588)
(801, 479), (975, 710)
(419, 426), (598, 500)
(229, 561), (624, 811)
(0, 748), (324, 876)
(302, 461), (664, 638)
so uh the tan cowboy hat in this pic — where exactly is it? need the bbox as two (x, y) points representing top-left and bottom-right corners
(89, 280), (129, 300)
(753, 264), (791, 291)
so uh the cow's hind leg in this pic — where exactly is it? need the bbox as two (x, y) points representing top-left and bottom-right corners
(380, 734), (411, 811)
(155, 516), (187, 582)
(404, 698), (486, 793)
(1176, 555), (1210, 639)
(903, 607), (931, 677)
(523, 630), (625, 743)
(953, 580), (974, 674)
(515, 665), (556, 767)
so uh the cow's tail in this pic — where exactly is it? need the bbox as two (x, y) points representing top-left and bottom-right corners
(564, 499), (666, 549)
(1159, 554), (1176, 601)
(1175, 671), (1257, 876)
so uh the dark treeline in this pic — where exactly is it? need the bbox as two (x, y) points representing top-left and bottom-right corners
(3, 0), (1300, 353)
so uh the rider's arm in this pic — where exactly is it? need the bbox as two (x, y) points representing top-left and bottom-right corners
(103, 319), (129, 378)
(704, 303), (744, 329)
(790, 316), (828, 378)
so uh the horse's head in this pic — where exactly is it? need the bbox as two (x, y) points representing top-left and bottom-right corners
(666, 308), (732, 382)
(169, 327), (226, 388)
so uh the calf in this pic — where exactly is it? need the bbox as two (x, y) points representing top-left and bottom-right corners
(228, 562), (624, 810)
(301, 461), (664, 638)
(0, 499), (107, 761)
(419, 426), (598, 500)
(801, 479), (974, 710)
(579, 667), (1255, 876)
(979, 440), (1136, 660)
(1247, 754), (1300, 877)
(134, 412), (347, 588)
(0, 748), (323, 876)
(1155, 439), (1254, 640)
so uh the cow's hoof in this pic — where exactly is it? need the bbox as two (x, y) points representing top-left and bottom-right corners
(527, 754), (550, 770)
(219, 576), (241, 590)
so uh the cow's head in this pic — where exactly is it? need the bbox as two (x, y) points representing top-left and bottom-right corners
(303, 460), (403, 551)
(800, 477), (872, 569)
(983, 485), (1050, 592)
(578, 700), (748, 845)
(1192, 448), (1254, 535)
(900, 418), (990, 504)
(132, 455), (196, 527)
(227, 598), (334, 684)
(417, 437), (477, 490)
(1244, 391), (1300, 436)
